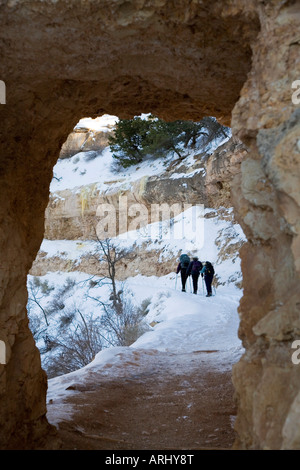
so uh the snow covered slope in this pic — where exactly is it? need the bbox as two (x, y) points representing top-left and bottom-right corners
(51, 114), (229, 194)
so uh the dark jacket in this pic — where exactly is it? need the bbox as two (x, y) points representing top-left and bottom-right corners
(200, 263), (214, 278)
(176, 262), (185, 274)
(187, 260), (203, 276)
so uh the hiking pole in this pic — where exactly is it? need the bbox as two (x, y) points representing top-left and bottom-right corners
(189, 276), (192, 293)
(212, 278), (216, 296)
(175, 273), (178, 290)
(202, 277), (205, 296)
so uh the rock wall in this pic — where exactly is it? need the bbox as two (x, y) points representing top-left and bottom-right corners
(59, 127), (111, 160)
(30, 245), (178, 280)
(230, 3), (300, 449)
(0, 0), (299, 450)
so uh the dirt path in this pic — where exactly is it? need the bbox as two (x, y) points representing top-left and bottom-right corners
(47, 348), (238, 450)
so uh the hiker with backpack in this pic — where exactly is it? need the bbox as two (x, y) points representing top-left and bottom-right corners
(200, 261), (215, 297)
(176, 254), (190, 292)
(186, 257), (203, 294)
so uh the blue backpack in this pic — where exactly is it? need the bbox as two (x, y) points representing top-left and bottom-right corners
(180, 254), (190, 269)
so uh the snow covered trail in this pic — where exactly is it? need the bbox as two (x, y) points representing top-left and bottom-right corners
(46, 345), (238, 449)
(46, 273), (243, 444)
(123, 273), (243, 356)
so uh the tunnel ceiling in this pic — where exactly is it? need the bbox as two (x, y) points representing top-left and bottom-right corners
(0, 0), (260, 125)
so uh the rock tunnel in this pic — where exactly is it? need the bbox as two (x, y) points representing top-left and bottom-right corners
(0, 0), (299, 450)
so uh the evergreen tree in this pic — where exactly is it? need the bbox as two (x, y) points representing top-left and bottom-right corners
(109, 115), (229, 168)
(143, 118), (185, 159)
(108, 116), (151, 168)
(177, 117), (229, 149)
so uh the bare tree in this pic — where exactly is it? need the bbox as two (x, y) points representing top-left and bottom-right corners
(86, 237), (150, 347)
(96, 289), (150, 347)
(27, 240), (150, 378)
(43, 310), (108, 378)
(27, 277), (54, 326)
(92, 237), (136, 314)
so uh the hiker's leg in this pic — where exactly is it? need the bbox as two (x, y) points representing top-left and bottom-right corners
(205, 277), (208, 294)
(192, 274), (197, 294)
(208, 277), (212, 294)
(181, 269), (187, 291)
(205, 276), (212, 295)
(192, 274), (198, 293)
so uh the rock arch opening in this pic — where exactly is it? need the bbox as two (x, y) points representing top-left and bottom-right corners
(29, 112), (244, 450)
(0, 0), (299, 450)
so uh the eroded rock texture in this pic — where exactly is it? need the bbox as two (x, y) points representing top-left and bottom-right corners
(0, 0), (299, 449)
(59, 126), (112, 159)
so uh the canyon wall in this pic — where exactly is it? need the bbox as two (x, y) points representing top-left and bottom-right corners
(44, 137), (245, 240)
(59, 125), (112, 160)
(0, 0), (299, 449)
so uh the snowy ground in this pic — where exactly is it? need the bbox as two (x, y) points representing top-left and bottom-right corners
(45, 272), (243, 428)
